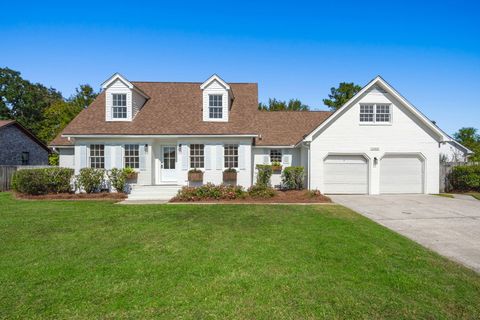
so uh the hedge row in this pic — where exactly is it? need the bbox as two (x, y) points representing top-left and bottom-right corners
(449, 165), (480, 191)
(12, 167), (74, 195)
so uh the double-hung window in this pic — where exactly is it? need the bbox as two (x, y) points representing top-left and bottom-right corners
(190, 144), (205, 169)
(89, 144), (105, 168)
(124, 144), (139, 169)
(224, 144), (238, 168)
(360, 103), (391, 123)
(112, 93), (127, 119)
(209, 95), (223, 119)
(270, 149), (282, 163)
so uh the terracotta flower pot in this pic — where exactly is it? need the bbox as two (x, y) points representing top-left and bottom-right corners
(271, 165), (282, 172)
(126, 172), (138, 180)
(223, 171), (237, 182)
(188, 171), (204, 182)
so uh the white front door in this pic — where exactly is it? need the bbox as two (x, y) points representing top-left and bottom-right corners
(160, 145), (177, 182)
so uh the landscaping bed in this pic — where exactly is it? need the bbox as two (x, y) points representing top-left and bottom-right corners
(171, 189), (331, 203)
(14, 192), (127, 201)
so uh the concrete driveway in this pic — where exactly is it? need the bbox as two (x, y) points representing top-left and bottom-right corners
(330, 194), (480, 273)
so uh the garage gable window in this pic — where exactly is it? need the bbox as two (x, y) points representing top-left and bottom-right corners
(360, 104), (391, 124)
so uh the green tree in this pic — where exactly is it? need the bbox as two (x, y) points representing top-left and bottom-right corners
(0, 67), (62, 137)
(259, 98), (309, 111)
(453, 127), (480, 162)
(68, 84), (97, 109)
(323, 82), (362, 111)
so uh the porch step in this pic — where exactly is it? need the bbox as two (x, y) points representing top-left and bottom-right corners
(127, 185), (182, 201)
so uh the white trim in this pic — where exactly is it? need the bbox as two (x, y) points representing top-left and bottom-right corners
(253, 145), (296, 149)
(101, 72), (149, 99)
(200, 74), (230, 90)
(303, 76), (448, 142)
(63, 134), (258, 139)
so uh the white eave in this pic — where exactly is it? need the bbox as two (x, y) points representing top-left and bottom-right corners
(62, 134), (258, 139)
(101, 72), (150, 99)
(200, 74), (231, 90)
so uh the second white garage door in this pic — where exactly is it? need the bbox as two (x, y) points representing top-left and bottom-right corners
(380, 154), (424, 194)
(324, 155), (368, 194)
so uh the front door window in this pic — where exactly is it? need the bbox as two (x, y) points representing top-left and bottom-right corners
(163, 146), (176, 169)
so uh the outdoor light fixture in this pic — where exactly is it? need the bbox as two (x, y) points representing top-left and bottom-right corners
(374, 157), (378, 165)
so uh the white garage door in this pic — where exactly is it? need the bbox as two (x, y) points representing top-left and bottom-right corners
(380, 155), (424, 194)
(324, 155), (368, 194)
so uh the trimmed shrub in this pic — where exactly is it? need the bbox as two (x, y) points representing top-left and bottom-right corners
(247, 185), (276, 198)
(108, 168), (128, 193)
(281, 166), (305, 190)
(174, 183), (245, 201)
(256, 165), (273, 187)
(12, 167), (74, 195)
(449, 165), (480, 191)
(77, 168), (105, 193)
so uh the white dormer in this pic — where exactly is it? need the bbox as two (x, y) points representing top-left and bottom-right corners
(200, 74), (231, 122)
(101, 73), (148, 122)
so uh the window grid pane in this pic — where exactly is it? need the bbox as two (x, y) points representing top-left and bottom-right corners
(124, 144), (139, 169)
(360, 104), (391, 123)
(112, 94), (127, 119)
(89, 144), (105, 168)
(270, 149), (282, 163)
(209, 95), (223, 119)
(224, 144), (239, 168)
(190, 144), (205, 168)
(375, 104), (391, 122)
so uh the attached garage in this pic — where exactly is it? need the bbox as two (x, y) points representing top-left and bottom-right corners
(380, 154), (424, 194)
(323, 155), (369, 194)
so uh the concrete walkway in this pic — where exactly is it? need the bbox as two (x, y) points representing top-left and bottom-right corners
(330, 194), (480, 273)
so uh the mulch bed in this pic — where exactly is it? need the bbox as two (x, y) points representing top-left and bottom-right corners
(14, 192), (127, 202)
(170, 190), (331, 204)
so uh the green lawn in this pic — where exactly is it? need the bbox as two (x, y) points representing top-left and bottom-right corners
(467, 192), (480, 200)
(1, 193), (480, 319)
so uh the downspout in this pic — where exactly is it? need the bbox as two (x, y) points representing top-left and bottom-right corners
(303, 141), (311, 190)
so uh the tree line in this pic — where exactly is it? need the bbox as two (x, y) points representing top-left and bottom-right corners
(0, 67), (98, 144)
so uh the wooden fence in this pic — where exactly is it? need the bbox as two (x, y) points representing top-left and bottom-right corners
(440, 161), (478, 193)
(0, 165), (51, 192)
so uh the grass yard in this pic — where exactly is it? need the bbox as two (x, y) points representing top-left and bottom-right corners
(467, 192), (480, 200)
(1, 193), (480, 319)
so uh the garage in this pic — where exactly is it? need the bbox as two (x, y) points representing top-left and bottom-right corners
(323, 155), (369, 194)
(380, 154), (424, 194)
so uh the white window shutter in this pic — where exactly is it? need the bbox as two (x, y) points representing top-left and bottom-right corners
(78, 144), (87, 169)
(216, 145), (223, 170)
(282, 149), (292, 166)
(181, 144), (189, 170)
(263, 155), (270, 164)
(114, 145), (123, 168)
(104, 145), (112, 170)
(239, 145), (246, 170)
(205, 145), (212, 170)
(139, 144), (146, 171)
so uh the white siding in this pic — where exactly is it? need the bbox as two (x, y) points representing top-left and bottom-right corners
(58, 148), (75, 169)
(440, 141), (468, 162)
(105, 79), (133, 122)
(132, 90), (147, 119)
(202, 80), (229, 122)
(309, 88), (440, 194)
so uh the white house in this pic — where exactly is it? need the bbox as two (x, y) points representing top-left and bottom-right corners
(50, 73), (471, 198)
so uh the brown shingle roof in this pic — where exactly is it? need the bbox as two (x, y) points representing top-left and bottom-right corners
(0, 120), (15, 127)
(51, 81), (332, 147)
(254, 111), (332, 146)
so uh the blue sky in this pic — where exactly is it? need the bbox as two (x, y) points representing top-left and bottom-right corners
(1, 0), (479, 134)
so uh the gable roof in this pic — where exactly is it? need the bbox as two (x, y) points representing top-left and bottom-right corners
(60, 81), (260, 136)
(200, 74), (231, 90)
(0, 120), (51, 152)
(303, 76), (452, 143)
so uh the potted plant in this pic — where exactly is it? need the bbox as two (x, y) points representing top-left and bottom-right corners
(223, 167), (237, 182)
(188, 168), (204, 182)
(271, 161), (282, 172)
(123, 167), (138, 180)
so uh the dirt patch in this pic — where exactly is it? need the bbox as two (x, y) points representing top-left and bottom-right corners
(14, 192), (127, 202)
(171, 190), (331, 203)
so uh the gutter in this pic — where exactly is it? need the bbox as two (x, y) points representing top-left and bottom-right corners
(63, 134), (259, 139)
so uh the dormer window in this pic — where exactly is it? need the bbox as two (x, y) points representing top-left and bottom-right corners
(112, 94), (127, 119)
(209, 95), (223, 119)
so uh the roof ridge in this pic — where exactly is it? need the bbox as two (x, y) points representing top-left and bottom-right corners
(131, 81), (257, 85)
